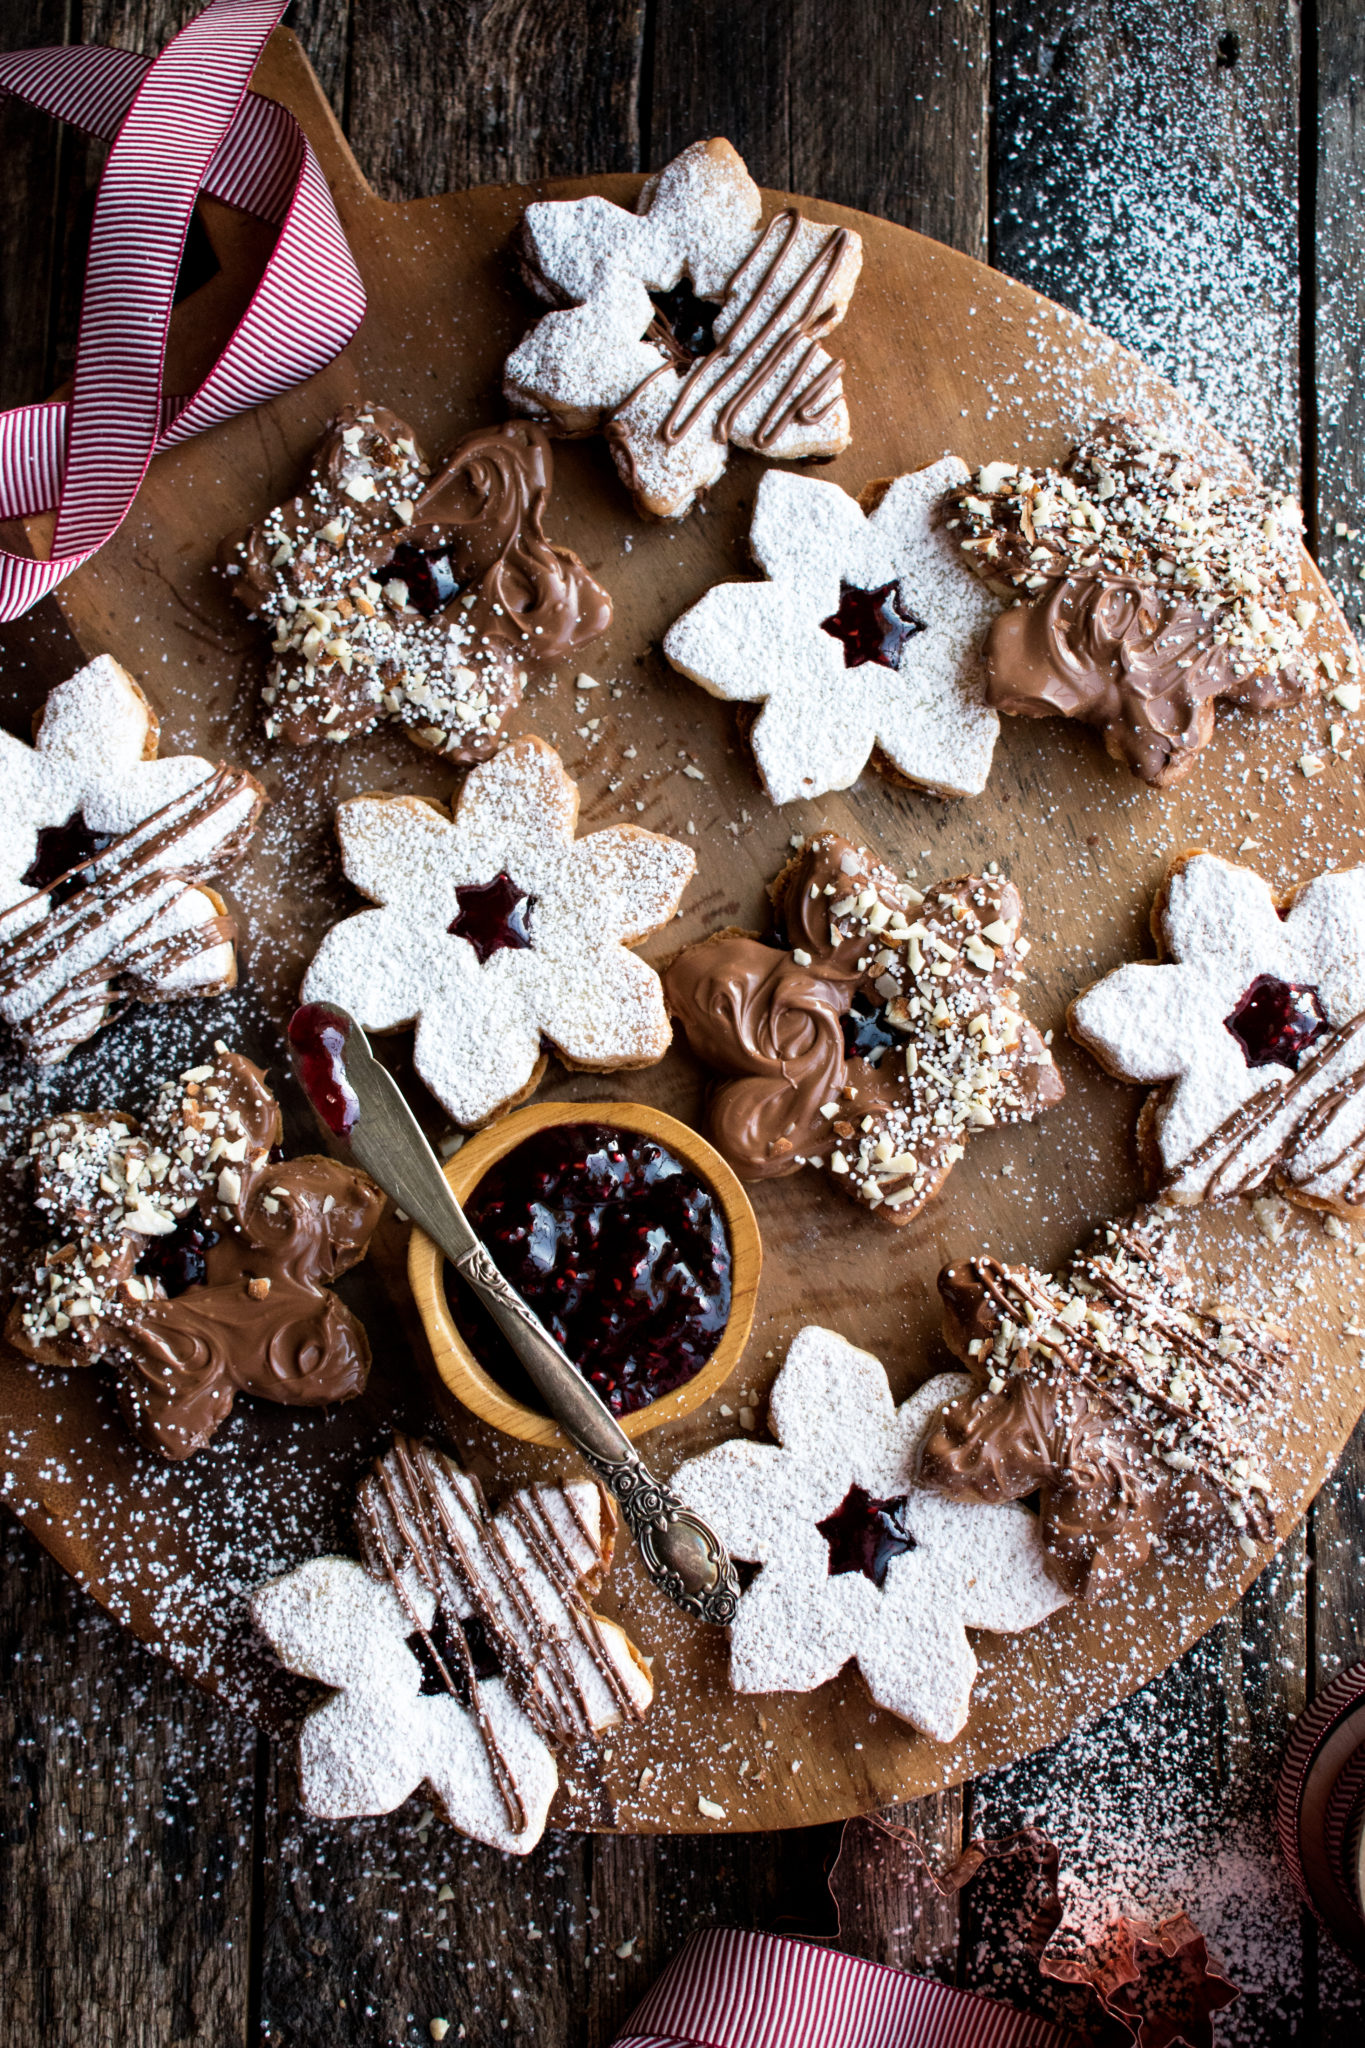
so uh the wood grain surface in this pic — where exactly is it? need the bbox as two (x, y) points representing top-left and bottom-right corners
(3, 5), (1364, 2046)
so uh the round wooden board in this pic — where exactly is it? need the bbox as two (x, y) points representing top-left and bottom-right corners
(4, 27), (1365, 1837)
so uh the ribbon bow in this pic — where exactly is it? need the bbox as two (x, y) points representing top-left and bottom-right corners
(0, 0), (365, 620)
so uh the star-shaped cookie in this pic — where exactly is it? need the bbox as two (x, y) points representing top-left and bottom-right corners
(672, 1326), (1068, 1742)
(301, 736), (696, 1126)
(504, 137), (862, 518)
(663, 461), (1000, 804)
(1069, 850), (1365, 1210)
(0, 655), (264, 1063)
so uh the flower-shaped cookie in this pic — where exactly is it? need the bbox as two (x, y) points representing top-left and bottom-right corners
(4, 1045), (385, 1458)
(0, 655), (264, 1063)
(672, 1326), (1068, 1742)
(663, 462), (1000, 805)
(302, 737), (695, 1126)
(948, 419), (1313, 786)
(227, 405), (611, 759)
(1069, 851), (1365, 1210)
(253, 1447), (653, 1854)
(504, 137), (863, 518)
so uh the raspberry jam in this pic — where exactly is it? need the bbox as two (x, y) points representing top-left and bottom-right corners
(135, 1210), (222, 1296)
(648, 282), (719, 362)
(816, 1484), (915, 1587)
(375, 540), (460, 617)
(22, 813), (116, 904)
(456, 1123), (732, 1418)
(288, 1004), (360, 1137)
(1224, 975), (1328, 1070)
(820, 580), (926, 670)
(448, 873), (533, 964)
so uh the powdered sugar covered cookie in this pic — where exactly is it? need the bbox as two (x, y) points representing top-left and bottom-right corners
(301, 736), (695, 1125)
(672, 1326), (1067, 1742)
(505, 138), (862, 519)
(0, 655), (264, 1063)
(1069, 850), (1365, 1210)
(663, 461), (1000, 804)
(228, 405), (611, 759)
(252, 1438), (652, 1854)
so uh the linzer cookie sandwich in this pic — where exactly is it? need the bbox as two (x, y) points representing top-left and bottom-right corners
(920, 1218), (1282, 1597)
(0, 655), (264, 1065)
(664, 831), (1063, 1224)
(5, 1044), (384, 1458)
(252, 1436), (653, 1855)
(662, 462), (1000, 804)
(301, 736), (695, 1128)
(946, 417), (1317, 785)
(226, 405), (611, 758)
(672, 1325), (1068, 1743)
(504, 138), (862, 519)
(1069, 851), (1365, 1211)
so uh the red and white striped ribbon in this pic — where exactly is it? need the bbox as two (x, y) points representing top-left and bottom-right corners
(0, 0), (365, 621)
(611, 1928), (1063, 2048)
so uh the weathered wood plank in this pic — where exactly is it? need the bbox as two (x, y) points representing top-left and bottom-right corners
(646, 0), (990, 257)
(1315, 0), (1365, 616)
(0, 1518), (256, 2048)
(344, 1), (646, 201)
(991, 1), (1301, 488)
(0, 0), (69, 413)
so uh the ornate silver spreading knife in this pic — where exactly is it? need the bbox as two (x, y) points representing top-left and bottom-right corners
(287, 1002), (739, 1627)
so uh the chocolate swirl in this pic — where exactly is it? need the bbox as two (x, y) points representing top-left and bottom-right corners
(664, 935), (850, 1178)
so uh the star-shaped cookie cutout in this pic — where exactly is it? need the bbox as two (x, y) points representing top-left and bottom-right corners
(504, 137), (862, 519)
(673, 1326), (1068, 1742)
(1068, 850), (1365, 1210)
(301, 736), (696, 1126)
(0, 656), (264, 1063)
(663, 461), (1000, 803)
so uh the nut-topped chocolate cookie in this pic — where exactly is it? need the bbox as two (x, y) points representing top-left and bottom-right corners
(946, 417), (1316, 785)
(664, 832), (1063, 1223)
(920, 1218), (1281, 1597)
(5, 1044), (385, 1458)
(227, 405), (612, 758)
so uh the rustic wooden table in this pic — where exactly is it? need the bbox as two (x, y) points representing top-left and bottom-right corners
(3, 5), (1364, 2045)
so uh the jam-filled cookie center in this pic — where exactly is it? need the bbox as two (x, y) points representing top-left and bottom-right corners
(647, 281), (721, 364)
(373, 538), (461, 618)
(817, 1482), (916, 1587)
(1224, 974), (1328, 1070)
(820, 579), (926, 670)
(134, 1210), (222, 1297)
(22, 812), (117, 903)
(448, 872), (535, 963)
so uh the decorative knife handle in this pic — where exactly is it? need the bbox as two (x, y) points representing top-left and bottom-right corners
(577, 1448), (740, 1627)
(453, 1242), (740, 1626)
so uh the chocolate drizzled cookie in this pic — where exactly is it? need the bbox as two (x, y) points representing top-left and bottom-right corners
(664, 831), (1063, 1223)
(5, 1045), (384, 1457)
(227, 404), (612, 758)
(920, 1218), (1282, 1597)
(947, 418), (1314, 785)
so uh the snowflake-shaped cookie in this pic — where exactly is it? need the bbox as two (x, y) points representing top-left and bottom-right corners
(252, 1455), (652, 1854)
(663, 462), (1000, 805)
(301, 737), (695, 1125)
(0, 656), (264, 1062)
(504, 137), (862, 518)
(672, 1326), (1068, 1742)
(1069, 851), (1365, 1210)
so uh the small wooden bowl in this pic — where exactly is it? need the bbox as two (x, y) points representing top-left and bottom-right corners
(408, 1100), (762, 1446)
